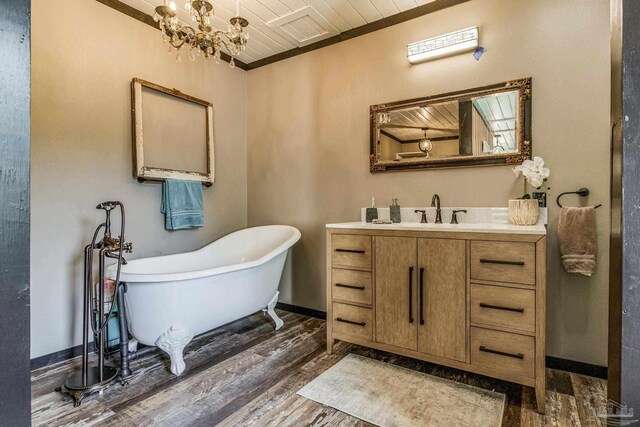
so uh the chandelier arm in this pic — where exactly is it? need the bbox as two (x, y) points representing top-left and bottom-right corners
(221, 35), (241, 50)
(219, 39), (232, 53)
(221, 39), (242, 53)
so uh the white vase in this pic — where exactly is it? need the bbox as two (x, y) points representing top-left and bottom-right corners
(509, 199), (540, 225)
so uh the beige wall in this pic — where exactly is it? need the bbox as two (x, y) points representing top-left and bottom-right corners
(247, 0), (610, 365)
(379, 133), (401, 160)
(31, 0), (247, 358)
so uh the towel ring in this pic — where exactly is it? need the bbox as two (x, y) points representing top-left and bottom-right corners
(556, 187), (601, 209)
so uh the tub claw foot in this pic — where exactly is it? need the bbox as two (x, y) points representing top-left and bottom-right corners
(264, 291), (284, 331)
(155, 325), (193, 376)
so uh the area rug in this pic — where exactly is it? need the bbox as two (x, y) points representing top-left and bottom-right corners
(297, 354), (505, 427)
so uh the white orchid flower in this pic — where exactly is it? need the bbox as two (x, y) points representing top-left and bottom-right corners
(539, 167), (550, 179)
(533, 156), (545, 169)
(529, 175), (543, 188)
(513, 156), (550, 191)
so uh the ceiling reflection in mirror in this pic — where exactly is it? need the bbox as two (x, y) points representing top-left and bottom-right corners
(370, 78), (531, 172)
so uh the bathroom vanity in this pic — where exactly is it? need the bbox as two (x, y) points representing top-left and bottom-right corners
(326, 211), (547, 413)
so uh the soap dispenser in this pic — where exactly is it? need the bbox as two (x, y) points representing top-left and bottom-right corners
(390, 198), (401, 223)
(365, 196), (378, 223)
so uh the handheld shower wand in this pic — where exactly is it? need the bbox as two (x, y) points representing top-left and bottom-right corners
(58, 201), (132, 407)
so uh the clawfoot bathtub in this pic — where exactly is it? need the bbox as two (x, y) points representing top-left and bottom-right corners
(107, 225), (301, 376)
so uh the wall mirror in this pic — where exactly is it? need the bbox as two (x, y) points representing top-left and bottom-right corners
(370, 78), (531, 172)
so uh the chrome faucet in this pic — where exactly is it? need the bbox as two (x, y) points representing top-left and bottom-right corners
(431, 194), (442, 224)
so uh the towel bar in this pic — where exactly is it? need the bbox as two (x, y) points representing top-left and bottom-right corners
(137, 177), (212, 188)
(556, 187), (601, 209)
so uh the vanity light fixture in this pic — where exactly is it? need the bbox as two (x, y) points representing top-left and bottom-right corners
(153, 0), (249, 67)
(408, 27), (479, 64)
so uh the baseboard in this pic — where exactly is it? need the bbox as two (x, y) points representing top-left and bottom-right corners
(31, 344), (86, 371)
(30, 305), (324, 370)
(278, 303), (608, 379)
(275, 302), (326, 320)
(545, 356), (607, 379)
(31, 305), (607, 381)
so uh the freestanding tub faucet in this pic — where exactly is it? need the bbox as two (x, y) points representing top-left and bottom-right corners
(431, 194), (442, 224)
(57, 201), (133, 407)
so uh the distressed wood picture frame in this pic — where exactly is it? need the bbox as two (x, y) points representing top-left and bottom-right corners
(131, 78), (215, 186)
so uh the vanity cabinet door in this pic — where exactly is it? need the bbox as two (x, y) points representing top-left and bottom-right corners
(375, 237), (418, 351)
(417, 238), (467, 362)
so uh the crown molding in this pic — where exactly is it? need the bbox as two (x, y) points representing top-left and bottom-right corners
(96, 0), (470, 72)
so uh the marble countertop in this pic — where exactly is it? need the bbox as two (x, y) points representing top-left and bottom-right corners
(326, 207), (548, 235)
(326, 221), (547, 235)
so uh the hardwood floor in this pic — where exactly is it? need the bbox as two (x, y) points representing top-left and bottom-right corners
(31, 310), (607, 426)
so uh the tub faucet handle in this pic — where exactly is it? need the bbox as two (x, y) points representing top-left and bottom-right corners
(123, 241), (133, 253)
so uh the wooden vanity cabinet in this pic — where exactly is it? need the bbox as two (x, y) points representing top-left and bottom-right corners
(374, 237), (466, 361)
(326, 227), (547, 413)
(417, 238), (467, 362)
(374, 237), (418, 350)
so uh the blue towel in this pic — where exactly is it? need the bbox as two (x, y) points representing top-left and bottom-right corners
(161, 179), (204, 230)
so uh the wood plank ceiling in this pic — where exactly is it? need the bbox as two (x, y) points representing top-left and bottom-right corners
(119, 0), (437, 64)
(381, 92), (518, 152)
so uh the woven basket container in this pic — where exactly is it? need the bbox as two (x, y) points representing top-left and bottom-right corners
(509, 199), (540, 225)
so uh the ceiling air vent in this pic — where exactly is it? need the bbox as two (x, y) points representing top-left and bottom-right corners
(266, 6), (338, 47)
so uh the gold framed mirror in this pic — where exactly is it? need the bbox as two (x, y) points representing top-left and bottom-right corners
(370, 78), (532, 172)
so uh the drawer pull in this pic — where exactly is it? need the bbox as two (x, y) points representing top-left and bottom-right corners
(479, 258), (525, 266)
(408, 266), (414, 324)
(419, 267), (425, 325)
(479, 303), (525, 313)
(335, 283), (366, 290)
(335, 248), (366, 254)
(336, 317), (366, 327)
(479, 345), (524, 359)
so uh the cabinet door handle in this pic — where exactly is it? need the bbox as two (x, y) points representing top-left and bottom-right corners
(336, 317), (366, 327)
(408, 266), (414, 324)
(419, 267), (425, 325)
(479, 258), (525, 266)
(479, 345), (524, 359)
(335, 248), (365, 254)
(479, 303), (525, 313)
(335, 283), (366, 290)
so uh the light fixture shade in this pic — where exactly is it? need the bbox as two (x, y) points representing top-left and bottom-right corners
(408, 27), (479, 64)
(418, 138), (433, 154)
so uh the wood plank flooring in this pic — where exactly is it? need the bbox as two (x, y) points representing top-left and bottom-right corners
(31, 310), (607, 426)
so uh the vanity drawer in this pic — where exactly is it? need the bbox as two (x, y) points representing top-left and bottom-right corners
(471, 284), (535, 333)
(332, 302), (373, 341)
(471, 327), (535, 379)
(331, 235), (372, 270)
(332, 269), (372, 305)
(471, 241), (536, 285)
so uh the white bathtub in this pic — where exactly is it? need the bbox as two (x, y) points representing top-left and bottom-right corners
(106, 225), (301, 375)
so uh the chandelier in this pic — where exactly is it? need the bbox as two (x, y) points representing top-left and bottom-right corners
(153, 0), (249, 67)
